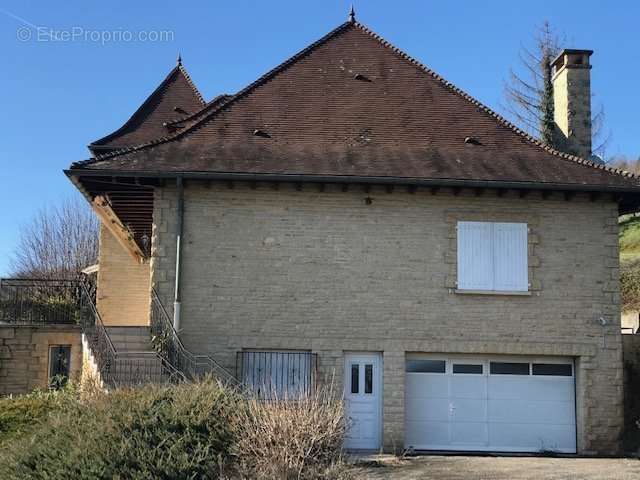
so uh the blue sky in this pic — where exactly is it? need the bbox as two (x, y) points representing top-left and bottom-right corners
(1, 0), (639, 275)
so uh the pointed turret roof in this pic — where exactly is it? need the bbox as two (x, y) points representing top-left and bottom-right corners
(88, 59), (206, 155)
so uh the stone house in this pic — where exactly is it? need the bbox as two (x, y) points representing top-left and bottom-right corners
(64, 14), (640, 455)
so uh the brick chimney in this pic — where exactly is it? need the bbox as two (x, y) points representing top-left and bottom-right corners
(551, 49), (593, 159)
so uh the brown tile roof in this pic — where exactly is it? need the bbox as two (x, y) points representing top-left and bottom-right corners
(88, 60), (206, 155)
(73, 21), (640, 191)
(163, 93), (231, 130)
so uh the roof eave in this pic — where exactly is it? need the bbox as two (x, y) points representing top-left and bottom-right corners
(64, 168), (640, 194)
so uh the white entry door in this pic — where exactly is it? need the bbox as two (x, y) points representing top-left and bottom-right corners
(344, 353), (382, 450)
(405, 354), (576, 453)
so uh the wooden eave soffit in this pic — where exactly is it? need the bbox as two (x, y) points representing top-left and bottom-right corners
(91, 195), (146, 263)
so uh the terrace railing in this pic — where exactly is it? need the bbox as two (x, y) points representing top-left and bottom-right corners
(1, 278), (318, 394)
(0, 277), (185, 387)
(0, 278), (82, 325)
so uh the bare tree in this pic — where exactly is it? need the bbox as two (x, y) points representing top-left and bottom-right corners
(609, 155), (640, 175)
(10, 197), (99, 279)
(504, 21), (610, 157)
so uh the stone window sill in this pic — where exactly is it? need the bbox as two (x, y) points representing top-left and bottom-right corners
(454, 289), (532, 296)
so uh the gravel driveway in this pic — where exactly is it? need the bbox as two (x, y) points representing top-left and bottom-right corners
(352, 455), (640, 480)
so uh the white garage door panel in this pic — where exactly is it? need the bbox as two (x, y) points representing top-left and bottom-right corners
(405, 396), (450, 422)
(488, 423), (576, 453)
(405, 355), (576, 453)
(451, 398), (487, 422)
(406, 374), (448, 396)
(451, 422), (488, 446)
(489, 377), (574, 401)
(450, 376), (486, 398)
(405, 421), (449, 446)
(488, 400), (575, 424)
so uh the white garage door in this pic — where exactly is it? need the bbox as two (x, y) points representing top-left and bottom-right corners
(405, 355), (576, 453)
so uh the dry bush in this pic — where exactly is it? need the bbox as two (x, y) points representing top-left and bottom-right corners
(232, 383), (351, 480)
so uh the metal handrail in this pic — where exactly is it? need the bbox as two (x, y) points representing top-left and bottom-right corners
(150, 288), (239, 386)
(78, 278), (117, 354)
(0, 277), (84, 325)
(0, 277), (231, 387)
(77, 278), (186, 386)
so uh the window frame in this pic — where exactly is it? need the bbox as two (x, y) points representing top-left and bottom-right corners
(48, 344), (72, 388)
(405, 359), (447, 374)
(456, 221), (529, 294)
(452, 363), (484, 375)
(489, 361), (531, 376)
(532, 363), (573, 377)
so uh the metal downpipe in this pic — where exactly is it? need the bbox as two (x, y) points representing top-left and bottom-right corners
(173, 176), (184, 332)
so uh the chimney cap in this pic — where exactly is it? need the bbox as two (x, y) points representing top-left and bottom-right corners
(551, 48), (593, 71)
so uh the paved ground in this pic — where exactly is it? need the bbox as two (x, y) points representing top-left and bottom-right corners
(351, 455), (640, 480)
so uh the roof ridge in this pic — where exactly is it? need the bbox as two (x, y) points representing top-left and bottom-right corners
(177, 63), (206, 106)
(163, 93), (231, 127)
(88, 61), (205, 150)
(350, 22), (637, 180)
(76, 20), (636, 181)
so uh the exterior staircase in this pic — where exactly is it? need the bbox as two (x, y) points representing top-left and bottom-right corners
(107, 326), (154, 352)
(0, 277), (240, 390)
(104, 326), (175, 385)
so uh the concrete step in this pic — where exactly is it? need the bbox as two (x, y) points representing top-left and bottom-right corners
(106, 326), (153, 353)
(106, 326), (150, 337)
(111, 342), (154, 353)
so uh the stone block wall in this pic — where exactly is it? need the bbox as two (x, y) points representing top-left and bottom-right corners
(96, 223), (151, 326)
(0, 325), (82, 395)
(552, 53), (592, 159)
(151, 181), (622, 454)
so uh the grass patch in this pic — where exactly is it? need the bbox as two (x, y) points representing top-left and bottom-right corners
(620, 215), (640, 312)
(621, 259), (640, 312)
(620, 215), (640, 263)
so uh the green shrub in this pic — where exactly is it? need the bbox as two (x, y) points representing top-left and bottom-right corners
(0, 380), (350, 479)
(0, 388), (71, 446)
(1, 379), (240, 479)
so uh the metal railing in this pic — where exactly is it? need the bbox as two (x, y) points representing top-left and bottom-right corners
(0, 277), (185, 387)
(150, 288), (239, 386)
(0, 278), (83, 325)
(237, 351), (317, 400)
(0, 278), (317, 394)
(77, 278), (186, 387)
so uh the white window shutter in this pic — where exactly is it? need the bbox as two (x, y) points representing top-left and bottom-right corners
(457, 221), (493, 290)
(493, 223), (528, 291)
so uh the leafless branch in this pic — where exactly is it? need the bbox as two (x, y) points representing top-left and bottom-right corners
(9, 196), (99, 279)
